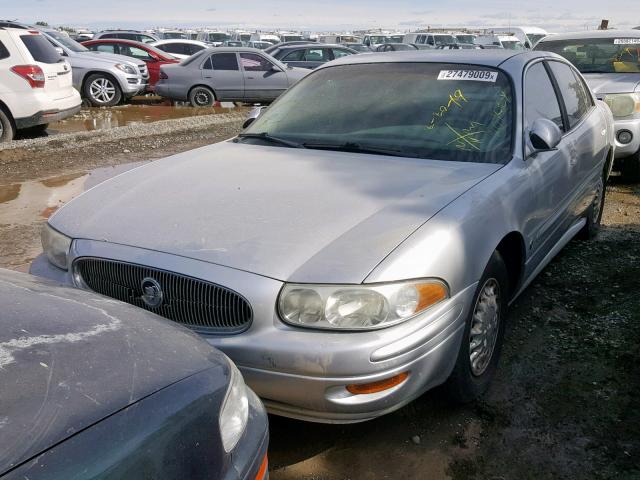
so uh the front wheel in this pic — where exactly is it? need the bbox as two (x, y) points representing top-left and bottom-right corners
(189, 86), (215, 107)
(578, 174), (606, 240)
(84, 74), (122, 107)
(446, 251), (508, 403)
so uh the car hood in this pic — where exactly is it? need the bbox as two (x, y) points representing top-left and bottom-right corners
(70, 50), (143, 68)
(50, 142), (501, 283)
(286, 66), (311, 82)
(582, 73), (640, 95)
(0, 269), (227, 474)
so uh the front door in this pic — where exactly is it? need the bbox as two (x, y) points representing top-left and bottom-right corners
(521, 60), (574, 275)
(239, 52), (289, 102)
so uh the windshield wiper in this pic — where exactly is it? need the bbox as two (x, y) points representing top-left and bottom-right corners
(302, 141), (418, 158)
(235, 132), (304, 148)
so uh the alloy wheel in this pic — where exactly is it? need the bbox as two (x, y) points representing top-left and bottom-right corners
(469, 278), (501, 376)
(89, 78), (116, 104)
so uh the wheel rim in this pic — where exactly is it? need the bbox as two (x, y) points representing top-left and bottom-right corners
(592, 179), (604, 224)
(194, 90), (211, 106)
(469, 278), (501, 377)
(89, 78), (116, 103)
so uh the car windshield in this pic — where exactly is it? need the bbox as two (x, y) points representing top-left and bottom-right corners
(45, 30), (88, 52)
(369, 36), (388, 44)
(389, 35), (404, 43)
(163, 32), (187, 39)
(502, 41), (524, 50)
(539, 37), (640, 73)
(435, 35), (456, 45)
(526, 34), (547, 46)
(244, 62), (513, 164)
(456, 35), (476, 44)
(210, 33), (230, 42)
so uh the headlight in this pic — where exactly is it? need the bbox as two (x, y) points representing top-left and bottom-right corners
(278, 280), (449, 330)
(219, 361), (249, 453)
(604, 93), (640, 117)
(115, 63), (137, 75)
(41, 224), (72, 270)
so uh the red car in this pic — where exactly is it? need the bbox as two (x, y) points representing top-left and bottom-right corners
(82, 39), (180, 91)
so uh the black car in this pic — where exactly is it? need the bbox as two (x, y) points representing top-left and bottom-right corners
(269, 43), (359, 69)
(0, 269), (268, 479)
(375, 43), (419, 52)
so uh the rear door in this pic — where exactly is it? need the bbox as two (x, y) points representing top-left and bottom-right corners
(201, 52), (243, 100)
(522, 60), (575, 273)
(16, 32), (74, 100)
(302, 47), (331, 69)
(546, 60), (605, 222)
(279, 48), (305, 68)
(239, 52), (289, 101)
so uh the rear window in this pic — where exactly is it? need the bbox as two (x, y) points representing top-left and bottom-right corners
(20, 34), (60, 64)
(0, 41), (9, 60)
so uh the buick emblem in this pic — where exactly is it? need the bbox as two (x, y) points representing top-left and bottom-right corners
(141, 277), (163, 308)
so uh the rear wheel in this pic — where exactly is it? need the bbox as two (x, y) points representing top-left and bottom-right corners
(578, 174), (606, 240)
(189, 86), (215, 107)
(621, 152), (640, 183)
(0, 108), (15, 143)
(446, 251), (508, 403)
(84, 74), (122, 107)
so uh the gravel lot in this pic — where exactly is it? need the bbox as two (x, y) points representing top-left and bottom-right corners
(0, 117), (637, 479)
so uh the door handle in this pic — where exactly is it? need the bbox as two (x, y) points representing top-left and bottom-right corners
(247, 76), (255, 79)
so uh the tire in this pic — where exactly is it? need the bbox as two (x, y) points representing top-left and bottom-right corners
(446, 251), (509, 403)
(0, 108), (15, 142)
(83, 73), (122, 107)
(577, 173), (606, 240)
(621, 152), (640, 183)
(189, 86), (215, 107)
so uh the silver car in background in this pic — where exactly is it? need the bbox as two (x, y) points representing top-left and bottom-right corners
(536, 30), (640, 181)
(32, 51), (614, 423)
(155, 47), (309, 106)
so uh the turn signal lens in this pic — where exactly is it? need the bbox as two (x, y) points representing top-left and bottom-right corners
(346, 372), (409, 395)
(416, 283), (448, 311)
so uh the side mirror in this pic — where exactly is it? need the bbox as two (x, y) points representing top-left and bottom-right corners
(242, 106), (266, 129)
(55, 47), (65, 56)
(270, 64), (283, 72)
(528, 118), (562, 154)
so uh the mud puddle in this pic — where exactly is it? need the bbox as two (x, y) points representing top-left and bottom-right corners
(49, 103), (241, 134)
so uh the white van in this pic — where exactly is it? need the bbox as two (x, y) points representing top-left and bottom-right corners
(487, 27), (548, 48)
(249, 33), (281, 45)
(476, 34), (525, 50)
(196, 31), (231, 46)
(404, 32), (457, 48)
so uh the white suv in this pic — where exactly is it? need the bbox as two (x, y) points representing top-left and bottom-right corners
(0, 27), (81, 142)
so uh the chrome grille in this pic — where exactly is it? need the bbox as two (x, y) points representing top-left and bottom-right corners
(74, 258), (252, 334)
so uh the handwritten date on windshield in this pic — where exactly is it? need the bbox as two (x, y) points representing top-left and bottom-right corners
(426, 89), (468, 130)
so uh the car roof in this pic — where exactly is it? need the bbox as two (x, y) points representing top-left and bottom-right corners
(538, 29), (640, 42)
(152, 39), (207, 45)
(322, 49), (551, 69)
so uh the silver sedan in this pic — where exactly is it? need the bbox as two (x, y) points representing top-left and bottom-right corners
(32, 50), (614, 423)
(154, 47), (310, 106)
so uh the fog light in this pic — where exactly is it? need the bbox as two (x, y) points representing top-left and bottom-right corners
(346, 372), (409, 395)
(617, 130), (633, 145)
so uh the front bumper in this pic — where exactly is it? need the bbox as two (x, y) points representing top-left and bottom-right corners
(612, 117), (640, 159)
(120, 75), (148, 96)
(31, 241), (473, 423)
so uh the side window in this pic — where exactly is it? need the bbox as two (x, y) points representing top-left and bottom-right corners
(239, 53), (273, 71)
(210, 53), (239, 70)
(119, 33), (136, 41)
(202, 56), (212, 70)
(427, 36), (434, 45)
(304, 48), (327, 62)
(332, 48), (352, 59)
(548, 61), (591, 129)
(161, 43), (184, 55)
(95, 44), (117, 54)
(102, 33), (118, 39)
(127, 46), (153, 61)
(187, 44), (205, 55)
(524, 62), (564, 131)
(0, 41), (10, 60)
(282, 49), (305, 61)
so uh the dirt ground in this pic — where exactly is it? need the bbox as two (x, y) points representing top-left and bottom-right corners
(0, 120), (638, 479)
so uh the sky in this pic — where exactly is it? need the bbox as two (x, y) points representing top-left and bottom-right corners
(2, 0), (639, 32)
